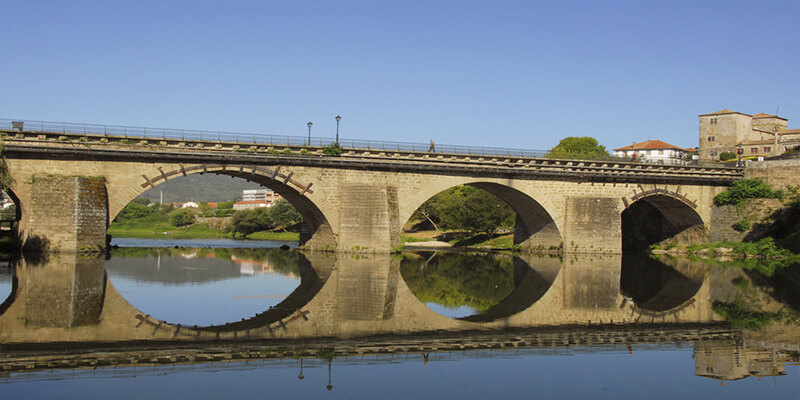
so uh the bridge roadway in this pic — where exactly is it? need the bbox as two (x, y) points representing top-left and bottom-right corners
(1, 128), (743, 253)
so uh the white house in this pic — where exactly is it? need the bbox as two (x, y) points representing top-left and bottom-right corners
(614, 140), (696, 165)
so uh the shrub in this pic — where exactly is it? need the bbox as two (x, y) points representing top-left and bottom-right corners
(169, 208), (196, 227)
(719, 151), (737, 161)
(322, 143), (343, 156)
(733, 219), (751, 232)
(714, 179), (783, 205)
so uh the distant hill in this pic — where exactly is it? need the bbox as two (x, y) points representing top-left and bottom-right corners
(138, 174), (265, 203)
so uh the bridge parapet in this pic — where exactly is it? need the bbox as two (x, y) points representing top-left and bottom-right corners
(2, 128), (742, 184)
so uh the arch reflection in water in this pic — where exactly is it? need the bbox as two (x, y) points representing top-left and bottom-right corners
(620, 252), (706, 312)
(0, 256), (12, 308)
(399, 251), (559, 320)
(105, 247), (313, 327)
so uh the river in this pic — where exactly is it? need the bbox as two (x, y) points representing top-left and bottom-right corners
(0, 239), (798, 399)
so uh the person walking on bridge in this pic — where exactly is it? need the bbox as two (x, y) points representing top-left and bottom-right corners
(428, 139), (435, 152)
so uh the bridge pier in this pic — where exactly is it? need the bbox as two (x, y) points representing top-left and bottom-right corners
(21, 176), (108, 253)
(562, 197), (622, 254)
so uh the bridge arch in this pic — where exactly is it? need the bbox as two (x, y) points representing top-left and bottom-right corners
(122, 164), (336, 250)
(620, 253), (706, 313)
(621, 191), (706, 250)
(402, 181), (562, 251)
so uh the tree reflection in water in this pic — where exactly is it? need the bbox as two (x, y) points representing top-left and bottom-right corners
(400, 251), (517, 318)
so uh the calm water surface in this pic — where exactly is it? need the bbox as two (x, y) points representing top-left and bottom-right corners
(1, 240), (798, 399)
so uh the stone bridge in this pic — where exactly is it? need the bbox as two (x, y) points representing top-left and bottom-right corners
(0, 251), (731, 344)
(1, 128), (742, 253)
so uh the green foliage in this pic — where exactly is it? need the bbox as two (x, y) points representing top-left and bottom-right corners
(245, 231), (300, 241)
(400, 252), (515, 312)
(322, 142), (343, 156)
(228, 199), (302, 236)
(713, 302), (776, 330)
(547, 137), (610, 160)
(270, 199), (303, 228)
(732, 219), (751, 232)
(115, 200), (156, 221)
(714, 179), (783, 205)
(732, 277), (750, 291)
(217, 200), (235, 209)
(414, 186), (514, 236)
(0, 136), (16, 191)
(169, 208), (196, 227)
(719, 151), (737, 161)
(316, 348), (335, 362)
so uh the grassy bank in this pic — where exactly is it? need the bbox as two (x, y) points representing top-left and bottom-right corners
(109, 223), (299, 241)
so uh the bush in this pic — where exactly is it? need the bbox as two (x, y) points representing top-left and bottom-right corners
(169, 208), (196, 227)
(322, 142), (343, 156)
(733, 219), (751, 232)
(719, 151), (737, 161)
(714, 179), (783, 205)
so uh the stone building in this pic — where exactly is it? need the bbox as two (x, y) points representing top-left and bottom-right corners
(698, 109), (800, 161)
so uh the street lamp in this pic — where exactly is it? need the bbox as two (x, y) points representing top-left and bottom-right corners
(326, 359), (333, 391)
(307, 121), (313, 146)
(298, 358), (304, 380)
(335, 115), (341, 144)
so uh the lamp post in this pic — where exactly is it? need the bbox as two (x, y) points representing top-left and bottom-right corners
(306, 121), (313, 146)
(326, 359), (333, 391)
(298, 358), (304, 380)
(736, 143), (744, 167)
(335, 115), (341, 144)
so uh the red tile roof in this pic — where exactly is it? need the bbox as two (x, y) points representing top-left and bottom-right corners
(699, 109), (752, 117)
(614, 140), (688, 151)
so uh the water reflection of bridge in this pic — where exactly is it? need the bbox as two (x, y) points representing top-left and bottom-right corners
(2, 328), (796, 384)
(1, 251), (798, 382)
(0, 252), (726, 343)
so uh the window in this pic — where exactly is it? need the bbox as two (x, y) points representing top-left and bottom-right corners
(658, 150), (664, 155)
(707, 136), (716, 142)
(710, 118), (718, 125)
(764, 147), (771, 153)
(751, 147), (758, 154)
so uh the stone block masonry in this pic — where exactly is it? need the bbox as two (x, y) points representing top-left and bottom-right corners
(25, 176), (107, 252)
(563, 197), (621, 253)
(745, 158), (800, 189)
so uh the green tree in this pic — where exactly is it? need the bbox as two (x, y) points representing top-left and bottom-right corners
(116, 199), (155, 221)
(547, 137), (610, 160)
(169, 208), (196, 227)
(217, 200), (235, 209)
(418, 186), (514, 236)
(269, 199), (302, 229)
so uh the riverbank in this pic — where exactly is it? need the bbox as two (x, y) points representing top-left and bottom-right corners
(108, 224), (299, 241)
(401, 231), (515, 250)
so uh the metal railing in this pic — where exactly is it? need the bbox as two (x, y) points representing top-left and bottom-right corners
(1, 117), (725, 167)
(0, 118), (550, 158)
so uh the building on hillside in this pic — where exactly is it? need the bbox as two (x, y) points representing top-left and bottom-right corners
(698, 109), (800, 161)
(234, 189), (282, 210)
(179, 201), (200, 208)
(242, 189), (281, 203)
(613, 140), (696, 165)
(233, 200), (272, 210)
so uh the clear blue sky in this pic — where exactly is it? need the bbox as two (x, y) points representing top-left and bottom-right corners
(1, 0), (797, 151)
